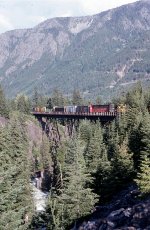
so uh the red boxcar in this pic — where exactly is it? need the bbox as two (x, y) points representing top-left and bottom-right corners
(90, 104), (115, 113)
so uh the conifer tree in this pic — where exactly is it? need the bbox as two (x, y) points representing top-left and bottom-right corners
(111, 138), (134, 191)
(51, 89), (65, 106)
(117, 112), (128, 142)
(38, 134), (51, 170)
(104, 121), (117, 160)
(139, 112), (150, 156)
(0, 84), (9, 118)
(46, 97), (53, 109)
(32, 87), (39, 107)
(135, 155), (150, 196)
(83, 122), (112, 198)
(15, 94), (31, 114)
(134, 112), (150, 196)
(32, 87), (47, 107)
(95, 96), (102, 104)
(84, 124), (104, 172)
(47, 137), (98, 229)
(40, 134), (52, 190)
(125, 82), (145, 111)
(0, 114), (34, 229)
(79, 120), (93, 144)
(72, 89), (83, 105)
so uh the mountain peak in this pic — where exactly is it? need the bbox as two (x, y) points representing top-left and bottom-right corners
(0, 0), (150, 99)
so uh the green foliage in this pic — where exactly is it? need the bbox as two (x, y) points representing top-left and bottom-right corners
(51, 89), (65, 107)
(72, 89), (83, 105)
(1, 83), (150, 229)
(79, 120), (93, 144)
(96, 96), (102, 104)
(134, 112), (150, 197)
(0, 114), (34, 229)
(40, 135), (52, 170)
(103, 120), (135, 196)
(139, 112), (150, 156)
(125, 82), (146, 110)
(84, 123), (104, 172)
(31, 87), (47, 107)
(0, 85), (9, 118)
(135, 155), (150, 196)
(111, 138), (134, 183)
(15, 94), (31, 114)
(46, 137), (98, 229)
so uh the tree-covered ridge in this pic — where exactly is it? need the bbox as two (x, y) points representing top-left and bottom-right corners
(0, 83), (150, 229)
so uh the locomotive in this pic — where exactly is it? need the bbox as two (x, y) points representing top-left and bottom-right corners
(33, 103), (126, 114)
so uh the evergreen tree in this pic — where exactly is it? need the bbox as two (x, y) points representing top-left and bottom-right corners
(15, 94), (31, 114)
(40, 134), (52, 190)
(32, 87), (39, 107)
(0, 84), (9, 118)
(83, 122), (112, 199)
(72, 89), (83, 105)
(79, 120), (93, 144)
(105, 121), (118, 160)
(125, 82), (145, 111)
(134, 112), (150, 196)
(47, 137), (98, 229)
(135, 155), (150, 196)
(0, 114), (34, 229)
(84, 124), (105, 172)
(139, 112), (150, 156)
(129, 112), (150, 169)
(95, 96), (102, 104)
(111, 138), (134, 191)
(51, 89), (65, 107)
(40, 134), (52, 170)
(46, 97), (53, 109)
(32, 87), (47, 107)
(117, 112), (128, 143)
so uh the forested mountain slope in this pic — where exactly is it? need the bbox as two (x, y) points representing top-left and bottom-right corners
(0, 0), (150, 99)
(0, 83), (150, 229)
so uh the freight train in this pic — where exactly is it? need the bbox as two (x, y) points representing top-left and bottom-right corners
(33, 104), (126, 114)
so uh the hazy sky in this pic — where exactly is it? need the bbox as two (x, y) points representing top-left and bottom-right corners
(0, 0), (138, 34)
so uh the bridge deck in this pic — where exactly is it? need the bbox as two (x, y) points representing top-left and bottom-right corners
(32, 112), (117, 122)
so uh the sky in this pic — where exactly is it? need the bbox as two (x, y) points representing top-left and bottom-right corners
(0, 0), (139, 34)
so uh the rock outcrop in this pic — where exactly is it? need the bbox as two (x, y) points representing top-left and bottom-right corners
(71, 185), (150, 230)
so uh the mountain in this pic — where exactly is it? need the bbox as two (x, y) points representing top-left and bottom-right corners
(0, 0), (150, 100)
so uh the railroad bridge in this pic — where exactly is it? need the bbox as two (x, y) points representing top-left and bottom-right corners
(32, 112), (118, 146)
(31, 111), (117, 123)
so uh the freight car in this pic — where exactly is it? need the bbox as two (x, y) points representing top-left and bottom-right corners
(53, 106), (65, 113)
(52, 104), (116, 113)
(89, 104), (115, 113)
(33, 107), (46, 112)
(76, 106), (89, 113)
(33, 103), (120, 114)
(64, 106), (77, 113)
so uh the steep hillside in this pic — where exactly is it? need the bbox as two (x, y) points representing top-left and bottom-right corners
(0, 0), (150, 100)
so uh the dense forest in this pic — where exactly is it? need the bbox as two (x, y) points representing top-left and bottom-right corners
(0, 83), (150, 229)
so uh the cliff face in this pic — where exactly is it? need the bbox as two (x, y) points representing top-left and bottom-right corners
(0, 0), (150, 99)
